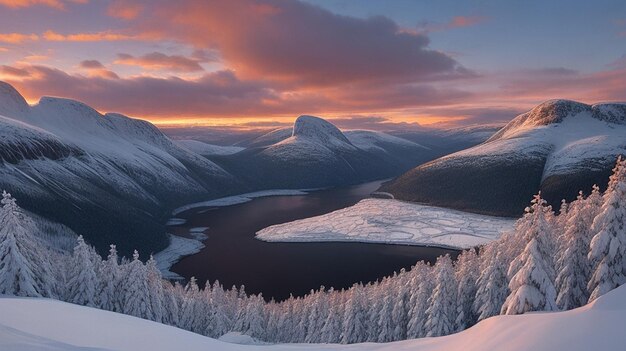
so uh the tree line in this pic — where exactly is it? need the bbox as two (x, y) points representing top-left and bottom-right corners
(1, 156), (625, 344)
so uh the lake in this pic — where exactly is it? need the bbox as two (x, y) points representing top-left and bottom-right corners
(169, 180), (458, 301)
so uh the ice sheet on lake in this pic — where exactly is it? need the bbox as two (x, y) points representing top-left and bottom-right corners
(256, 199), (516, 249)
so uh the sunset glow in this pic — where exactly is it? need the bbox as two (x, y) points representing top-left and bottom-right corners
(1, 0), (625, 130)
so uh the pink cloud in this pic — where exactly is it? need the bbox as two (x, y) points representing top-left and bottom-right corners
(0, 0), (86, 9)
(133, 0), (472, 87)
(107, 0), (143, 20)
(114, 52), (205, 72)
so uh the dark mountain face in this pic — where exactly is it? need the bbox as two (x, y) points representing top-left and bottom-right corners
(205, 115), (437, 190)
(0, 82), (239, 257)
(382, 100), (626, 217)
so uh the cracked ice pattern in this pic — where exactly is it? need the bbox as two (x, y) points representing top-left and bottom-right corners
(256, 199), (515, 249)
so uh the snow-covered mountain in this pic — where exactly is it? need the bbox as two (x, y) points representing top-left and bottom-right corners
(214, 115), (434, 189)
(2, 283), (625, 351)
(176, 139), (245, 156)
(0, 82), (237, 256)
(382, 100), (626, 216)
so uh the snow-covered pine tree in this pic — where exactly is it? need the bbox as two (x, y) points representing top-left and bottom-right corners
(406, 261), (433, 338)
(320, 290), (343, 343)
(210, 281), (231, 338)
(162, 281), (183, 327)
(341, 283), (368, 344)
(501, 193), (558, 315)
(0, 191), (54, 297)
(97, 244), (120, 312)
(119, 250), (154, 320)
(555, 192), (594, 309)
(180, 277), (208, 333)
(305, 287), (328, 343)
(241, 294), (267, 340)
(473, 244), (508, 321)
(588, 156), (626, 302)
(376, 291), (395, 342)
(391, 269), (410, 341)
(66, 236), (99, 307)
(146, 255), (165, 323)
(424, 255), (457, 337)
(454, 248), (479, 331)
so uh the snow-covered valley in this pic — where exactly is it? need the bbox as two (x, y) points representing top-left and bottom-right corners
(2, 282), (626, 351)
(257, 199), (515, 249)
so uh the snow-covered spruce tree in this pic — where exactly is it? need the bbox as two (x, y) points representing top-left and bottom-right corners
(341, 283), (368, 344)
(424, 255), (457, 337)
(162, 281), (183, 327)
(473, 244), (508, 321)
(555, 192), (594, 309)
(146, 255), (165, 323)
(406, 261), (433, 338)
(239, 294), (267, 340)
(97, 245), (121, 312)
(391, 269), (410, 341)
(119, 250), (154, 320)
(305, 287), (329, 343)
(588, 156), (626, 302)
(180, 277), (208, 334)
(320, 290), (344, 343)
(376, 283), (395, 342)
(454, 249), (479, 331)
(365, 282), (382, 342)
(209, 281), (232, 338)
(66, 236), (99, 307)
(501, 193), (558, 315)
(0, 191), (54, 297)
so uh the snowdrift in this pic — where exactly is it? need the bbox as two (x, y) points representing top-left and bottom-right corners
(1, 283), (626, 351)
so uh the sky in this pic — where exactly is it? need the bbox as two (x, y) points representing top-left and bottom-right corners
(0, 0), (625, 130)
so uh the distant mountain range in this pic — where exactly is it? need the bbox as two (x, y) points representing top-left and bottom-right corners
(382, 100), (626, 216)
(0, 82), (464, 256)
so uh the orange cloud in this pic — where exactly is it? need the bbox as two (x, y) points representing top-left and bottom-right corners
(107, 0), (143, 20)
(136, 0), (472, 87)
(0, 32), (39, 43)
(0, 0), (86, 9)
(42, 30), (142, 42)
(449, 16), (487, 28)
(114, 52), (205, 72)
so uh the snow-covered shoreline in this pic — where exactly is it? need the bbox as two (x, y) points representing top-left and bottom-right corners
(153, 234), (205, 280)
(171, 189), (313, 216)
(256, 199), (516, 249)
(158, 189), (317, 278)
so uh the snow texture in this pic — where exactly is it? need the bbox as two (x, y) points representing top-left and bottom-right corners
(256, 199), (515, 249)
(2, 283), (626, 351)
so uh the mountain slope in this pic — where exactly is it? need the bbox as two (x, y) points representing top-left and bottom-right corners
(382, 100), (626, 216)
(0, 82), (236, 256)
(212, 115), (434, 189)
(2, 283), (626, 351)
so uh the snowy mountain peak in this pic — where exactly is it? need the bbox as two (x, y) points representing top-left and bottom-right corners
(0, 81), (29, 118)
(292, 115), (352, 145)
(36, 96), (103, 120)
(488, 99), (626, 142)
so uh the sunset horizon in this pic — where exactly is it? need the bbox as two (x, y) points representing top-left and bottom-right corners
(1, 0), (625, 130)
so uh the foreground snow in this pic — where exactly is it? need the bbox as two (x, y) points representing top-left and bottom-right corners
(2, 284), (626, 351)
(256, 199), (515, 249)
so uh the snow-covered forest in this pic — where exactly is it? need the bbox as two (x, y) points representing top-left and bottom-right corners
(1, 156), (625, 344)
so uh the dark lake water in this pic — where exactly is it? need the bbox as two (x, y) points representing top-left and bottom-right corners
(169, 180), (458, 301)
